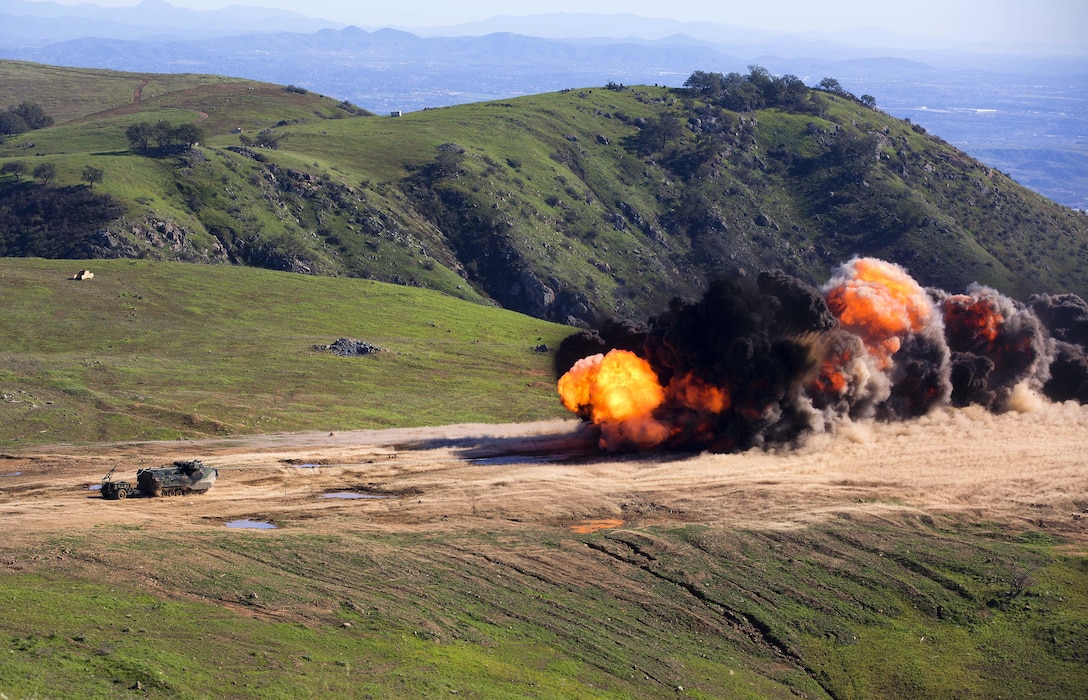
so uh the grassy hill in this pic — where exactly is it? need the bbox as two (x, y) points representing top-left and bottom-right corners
(0, 258), (570, 446)
(4, 514), (1086, 699)
(2, 60), (1087, 326)
(2, 62), (1087, 700)
(0, 261), (1085, 700)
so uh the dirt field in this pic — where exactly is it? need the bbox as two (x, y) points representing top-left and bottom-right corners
(3, 399), (1087, 541)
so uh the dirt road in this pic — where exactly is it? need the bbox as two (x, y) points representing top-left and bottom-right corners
(2, 401), (1086, 540)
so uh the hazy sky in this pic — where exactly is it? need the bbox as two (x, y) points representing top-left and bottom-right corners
(44, 0), (1088, 46)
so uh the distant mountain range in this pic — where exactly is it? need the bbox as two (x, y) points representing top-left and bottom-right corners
(0, 0), (1086, 209)
(0, 0), (343, 44)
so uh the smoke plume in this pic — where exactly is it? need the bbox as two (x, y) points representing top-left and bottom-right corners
(556, 257), (1088, 452)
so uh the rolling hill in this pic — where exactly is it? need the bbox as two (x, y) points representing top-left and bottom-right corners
(2, 61), (1088, 700)
(2, 59), (1087, 329)
(0, 258), (570, 446)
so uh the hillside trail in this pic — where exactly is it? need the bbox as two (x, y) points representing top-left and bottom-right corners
(133, 78), (148, 104)
(1, 403), (1086, 544)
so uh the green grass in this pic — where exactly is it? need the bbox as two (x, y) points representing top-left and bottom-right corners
(0, 61), (254, 125)
(2, 519), (1086, 698)
(5, 64), (1088, 325)
(0, 258), (571, 446)
(0, 574), (641, 698)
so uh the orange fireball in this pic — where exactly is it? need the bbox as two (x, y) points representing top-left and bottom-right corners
(825, 257), (932, 365)
(812, 353), (851, 395)
(557, 349), (665, 424)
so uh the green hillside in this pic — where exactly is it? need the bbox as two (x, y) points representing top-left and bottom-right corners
(1, 62), (1086, 700)
(5, 517), (1087, 699)
(0, 263), (1084, 699)
(0, 258), (569, 446)
(2, 61), (1087, 325)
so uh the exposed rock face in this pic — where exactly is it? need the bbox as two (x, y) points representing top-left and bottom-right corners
(510, 269), (556, 318)
(80, 217), (228, 263)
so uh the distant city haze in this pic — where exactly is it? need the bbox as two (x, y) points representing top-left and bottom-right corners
(15, 0), (1088, 208)
(37, 0), (1088, 48)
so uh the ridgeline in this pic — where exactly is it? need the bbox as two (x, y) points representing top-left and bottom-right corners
(2, 60), (1087, 700)
(2, 60), (1086, 327)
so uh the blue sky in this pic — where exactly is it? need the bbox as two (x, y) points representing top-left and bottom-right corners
(44, 0), (1088, 46)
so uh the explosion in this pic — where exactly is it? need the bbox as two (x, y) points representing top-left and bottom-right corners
(556, 257), (1088, 452)
(667, 373), (730, 414)
(558, 350), (664, 423)
(939, 285), (1046, 410)
(556, 350), (669, 451)
(942, 293), (1003, 346)
(824, 257), (934, 366)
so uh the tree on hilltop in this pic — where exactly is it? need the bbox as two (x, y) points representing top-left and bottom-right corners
(0, 111), (28, 136)
(125, 121), (204, 154)
(125, 122), (154, 151)
(684, 66), (820, 113)
(151, 121), (176, 148)
(0, 102), (53, 136)
(636, 112), (684, 154)
(683, 71), (724, 96)
(171, 123), (204, 148)
(818, 77), (847, 95)
(10, 103), (53, 130)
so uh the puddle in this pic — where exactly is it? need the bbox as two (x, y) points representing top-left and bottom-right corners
(1, 472), (23, 477)
(570, 519), (624, 534)
(472, 455), (558, 466)
(225, 519), (277, 529)
(320, 492), (394, 500)
(281, 459), (324, 468)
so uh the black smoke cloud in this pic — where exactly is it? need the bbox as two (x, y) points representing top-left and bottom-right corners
(558, 270), (850, 452)
(556, 261), (1088, 453)
(938, 286), (1047, 411)
(1030, 293), (1088, 402)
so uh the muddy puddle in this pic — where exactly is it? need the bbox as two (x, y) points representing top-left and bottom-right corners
(471, 455), (566, 466)
(225, 519), (277, 529)
(320, 492), (394, 500)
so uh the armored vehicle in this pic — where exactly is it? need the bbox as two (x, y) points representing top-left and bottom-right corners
(101, 460), (218, 499)
(100, 467), (138, 500)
